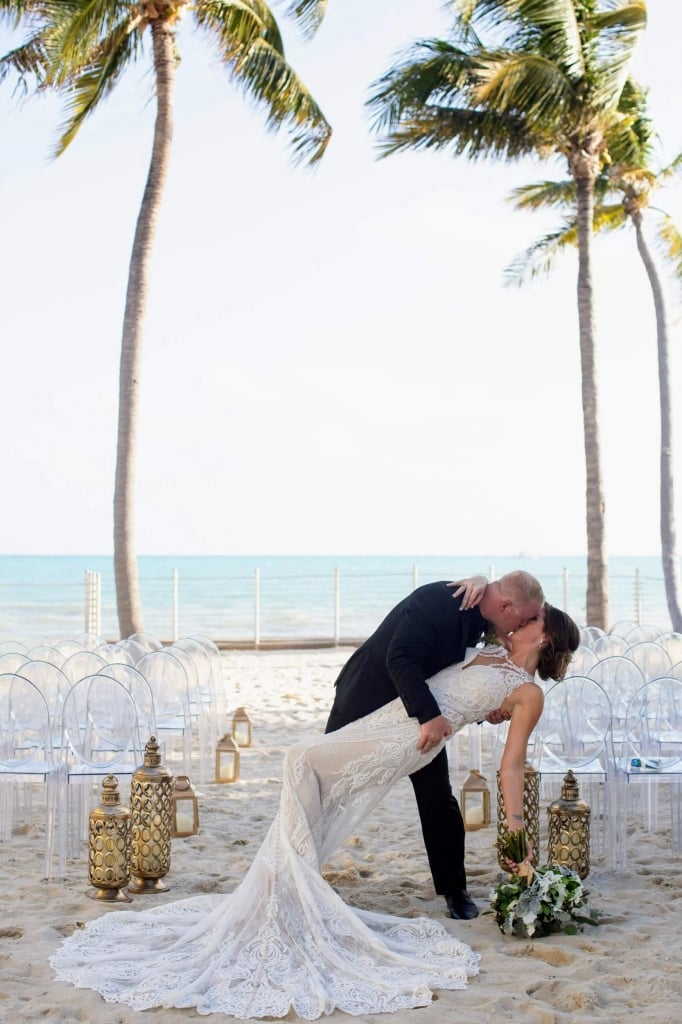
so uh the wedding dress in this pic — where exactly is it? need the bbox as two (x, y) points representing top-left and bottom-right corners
(50, 646), (532, 1019)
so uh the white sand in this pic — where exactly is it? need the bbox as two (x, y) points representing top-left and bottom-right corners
(1, 648), (680, 1024)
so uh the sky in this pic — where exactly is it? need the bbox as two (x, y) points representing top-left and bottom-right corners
(1, 0), (681, 559)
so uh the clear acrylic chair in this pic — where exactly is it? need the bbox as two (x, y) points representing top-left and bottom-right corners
(587, 656), (646, 758)
(14, 660), (71, 748)
(52, 673), (143, 878)
(0, 651), (30, 675)
(615, 676), (682, 866)
(589, 633), (629, 660)
(565, 644), (600, 677)
(26, 644), (65, 668)
(96, 662), (157, 744)
(171, 638), (222, 783)
(609, 620), (639, 638)
(0, 672), (58, 878)
(658, 632), (682, 666)
(579, 625), (605, 646)
(623, 641), (672, 682)
(128, 632), (163, 653)
(624, 624), (664, 646)
(0, 640), (28, 655)
(531, 675), (616, 865)
(135, 650), (193, 775)
(61, 649), (108, 685)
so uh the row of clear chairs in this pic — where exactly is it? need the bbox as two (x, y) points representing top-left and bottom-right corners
(0, 633), (227, 879)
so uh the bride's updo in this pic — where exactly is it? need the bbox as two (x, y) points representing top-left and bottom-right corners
(537, 604), (580, 681)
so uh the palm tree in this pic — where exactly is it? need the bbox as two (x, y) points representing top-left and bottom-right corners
(367, 0), (648, 629)
(2, 1), (331, 637)
(505, 89), (682, 631)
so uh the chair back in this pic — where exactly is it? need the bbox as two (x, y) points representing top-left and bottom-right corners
(589, 634), (629, 660)
(619, 677), (682, 772)
(60, 674), (141, 771)
(61, 650), (108, 684)
(565, 644), (599, 677)
(533, 675), (613, 774)
(587, 656), (646, 720)
(0, 673), (53, 769)
(623, 641), (672, 682)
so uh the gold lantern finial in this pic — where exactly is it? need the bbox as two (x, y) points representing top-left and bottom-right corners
(496, 761), (540, 868)
(460, 768), (491, 830)
(128, 736), (174, 893)
(231, 706), (252, 748)
(171, 775), (199, 837)
(88, 774), (132, 902)
(215, 733), (240, 783)
(547, 770), (591, 879)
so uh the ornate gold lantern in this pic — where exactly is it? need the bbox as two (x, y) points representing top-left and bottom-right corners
(128, 736), (173, 893)
(88, 774), (132, 902)
(460, 769), (491, 830)
(231, 706), (252, 748)
(547, 770), (591, 879)
(215, 733), (240, 783)
(171, 775), (199, 837)
(496, 761), (540, 868)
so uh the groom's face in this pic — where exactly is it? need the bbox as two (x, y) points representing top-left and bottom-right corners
(493, 595), (543, 636)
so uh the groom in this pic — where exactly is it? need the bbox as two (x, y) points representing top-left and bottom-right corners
(325, 571), (544, 919)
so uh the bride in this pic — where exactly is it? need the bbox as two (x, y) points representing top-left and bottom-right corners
(51, 604), (579, 1020)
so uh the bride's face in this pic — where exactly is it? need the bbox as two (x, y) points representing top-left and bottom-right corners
(510, 607), (546, 648)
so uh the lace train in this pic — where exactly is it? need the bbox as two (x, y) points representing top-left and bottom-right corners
(50, 654), (527, 1018)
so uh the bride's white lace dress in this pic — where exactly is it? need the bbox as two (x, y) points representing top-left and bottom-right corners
(50, 647), (532, 1019)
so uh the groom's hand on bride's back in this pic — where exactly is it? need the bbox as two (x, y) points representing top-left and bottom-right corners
(447, 575), (488, 609)
(417, 715), (453, 753)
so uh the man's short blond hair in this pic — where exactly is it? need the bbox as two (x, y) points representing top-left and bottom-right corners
(498, 570), (544, 607)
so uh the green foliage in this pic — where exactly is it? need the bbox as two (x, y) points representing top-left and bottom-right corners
(489, 863), (599, 938)
(0, 0), (331, 165)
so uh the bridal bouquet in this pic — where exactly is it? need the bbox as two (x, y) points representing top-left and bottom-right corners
(490, 830), (598, 938)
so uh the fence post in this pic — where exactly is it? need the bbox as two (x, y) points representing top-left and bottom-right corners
(634, 568), (642, 625)
(488, 564), (495, 582)
(334, 567), (340, 645)
(563, 567), (569, 615)
(412, 564), (419, 590)
(84, 571), (91, 633)
(94, 571), (101, 637)
(172, 569), (179, 641)
(254, 568), (260, 649)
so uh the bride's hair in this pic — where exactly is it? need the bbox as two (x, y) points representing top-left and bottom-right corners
(537, 605), (580, 681)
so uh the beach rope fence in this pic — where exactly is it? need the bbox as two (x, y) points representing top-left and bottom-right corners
(0, 564), (673, 646)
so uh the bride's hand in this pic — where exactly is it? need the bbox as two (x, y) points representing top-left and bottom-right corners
(447, 575), (488, 609)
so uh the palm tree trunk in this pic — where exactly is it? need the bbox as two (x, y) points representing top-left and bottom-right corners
(572, 152), (609, 629)
(632, 214), (682, 631)
(113, 18), (176, 638)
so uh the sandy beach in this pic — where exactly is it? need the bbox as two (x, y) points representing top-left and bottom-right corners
(1, 647), (680, 1024)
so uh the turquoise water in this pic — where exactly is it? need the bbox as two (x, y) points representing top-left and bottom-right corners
(0, 554), (675, 641)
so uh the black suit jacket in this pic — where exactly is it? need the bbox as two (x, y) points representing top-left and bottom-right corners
(330, 581), (485, 726)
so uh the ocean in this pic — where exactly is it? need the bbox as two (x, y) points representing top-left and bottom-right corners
(0, 554), (676, 643)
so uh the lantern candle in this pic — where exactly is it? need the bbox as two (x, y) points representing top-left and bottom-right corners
(547, 770), (591, 879)
(460, 768), (491, 831)
(231, 706), (252, 748)
(171, 775), (199, 838)
(215, 734), (240, 784)
(87, 774), (132, 902)
(128, 736), (174, 893)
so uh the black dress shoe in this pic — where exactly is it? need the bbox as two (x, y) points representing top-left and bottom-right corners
(444, 891), (479, 920)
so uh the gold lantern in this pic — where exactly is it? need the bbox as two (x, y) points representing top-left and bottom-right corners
(460, 769), (491, 830)
(231, 706), (252, 748)
(128, 736), (173, 893)
(88, 774), (132, 902)
(496, 762), (540, 868)
(171, 775), (199, 837)
(547, 770), (591, 879)
(215, 733), (240, 783)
